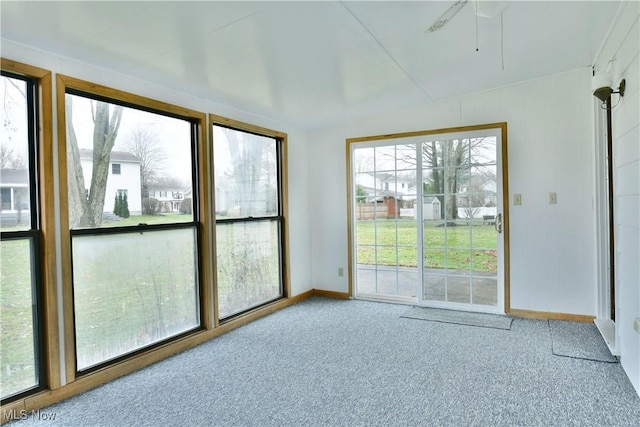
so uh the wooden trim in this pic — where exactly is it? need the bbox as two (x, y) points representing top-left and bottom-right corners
(500, 123), (511, 314)
(55, 74), (76, 384)
(345, 141), (354, 298)
(1, 59), (49, 79)
(208, 114), (291, 313)
(509, 309), (595, 323)
(196, 114), (213, 331)
(209, 113), (287, 140)
(1, 59), (61, 393)
(313, 289), (351, 300)
(56, 75), (202, 120)
(2, 290), (315, 418)
(208, 115), (220, 329)
(38, 70), (59, 391)
(346, 122), (509, 144)
(281, 134), (291, 300)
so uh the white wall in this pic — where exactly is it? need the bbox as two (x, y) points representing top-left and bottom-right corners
(309, 68), (596, 318)
(594, 0), (640, 395)
(1, 40), (313, 297)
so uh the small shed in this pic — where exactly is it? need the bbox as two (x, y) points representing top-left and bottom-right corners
(421, 197), (441, 220)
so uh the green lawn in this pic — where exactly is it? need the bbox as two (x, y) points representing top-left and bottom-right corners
(356, 219), (497, 272)
(0, 239), (37, 398)
(100, 213), (191, 227)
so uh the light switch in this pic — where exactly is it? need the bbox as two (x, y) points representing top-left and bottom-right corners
(634, 317), (640, 334)
(513, 194), (522, 206)
(338, 267), (344, 278)
(548, 192), (557, 204)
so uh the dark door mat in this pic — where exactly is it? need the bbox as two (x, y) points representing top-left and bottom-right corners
(401, 306), (513, 330)
(549, 320), (618, 363)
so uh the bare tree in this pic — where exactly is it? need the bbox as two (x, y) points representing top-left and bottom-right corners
(119, 127), (166, 197)
(67, 98), (123, 228)
(0, 144), (26, 169)
(220, 128), (276, 217)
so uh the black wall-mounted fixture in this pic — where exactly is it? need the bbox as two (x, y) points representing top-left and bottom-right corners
(592, 71), (626, 103)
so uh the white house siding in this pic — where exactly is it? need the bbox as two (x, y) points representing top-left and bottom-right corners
(80, 158), (142, 215)
(594, 0), (640, 396)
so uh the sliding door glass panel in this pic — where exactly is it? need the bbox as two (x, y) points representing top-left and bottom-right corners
(72, 228), (199, 370)
(422, 135), (499, 306)
(216, 221), (281, 318)
(0, 239), (37, 398)
(213, 124), (284, 319)
(354, 143), (418, 299)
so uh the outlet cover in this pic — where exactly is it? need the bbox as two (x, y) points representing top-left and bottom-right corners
(338, 267), (344, 278)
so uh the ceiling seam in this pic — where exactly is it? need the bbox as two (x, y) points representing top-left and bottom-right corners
(339, 1), (434, 102)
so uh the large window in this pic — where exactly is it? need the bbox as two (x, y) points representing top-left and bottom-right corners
(60, 77), (206, 373)
(0, 72), (45, 401)
(212, 118), (286, 319)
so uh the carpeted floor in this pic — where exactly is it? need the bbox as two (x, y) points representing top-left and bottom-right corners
(9, 297), (640, 426)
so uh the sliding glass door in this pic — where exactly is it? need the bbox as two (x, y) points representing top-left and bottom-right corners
(350, 125), (507, 313)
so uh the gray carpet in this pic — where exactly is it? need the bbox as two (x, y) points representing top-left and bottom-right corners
(549, 319), (619, 363)
(401, 306), (513, 330)
(9, 297), (640, 426)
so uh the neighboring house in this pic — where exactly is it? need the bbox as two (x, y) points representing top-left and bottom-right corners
(147, 183), (189, 213)
(79, 149), (142, 215)
(0, 169), (30, 226)
(356, 172), (412, 202)
(459, 177), (497, 207)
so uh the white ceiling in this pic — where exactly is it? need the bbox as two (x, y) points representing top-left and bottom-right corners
(1, 1), (620, 130)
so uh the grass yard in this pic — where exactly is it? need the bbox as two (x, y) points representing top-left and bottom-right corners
(356, 219), (498, 272)
(0, 239), (38, 398)
(100, 213), (191, 227)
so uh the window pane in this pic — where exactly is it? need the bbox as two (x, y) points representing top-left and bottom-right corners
(213, 126), (277, 219)
(0, 238), (38, 398)
(216, 221), (281, 318)
(65, 93), (194, 228)
(72, 228), (199, 370)
(1, 76), (31, 231)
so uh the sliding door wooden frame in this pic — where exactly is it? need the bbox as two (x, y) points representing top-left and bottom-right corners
(346, 122), (510, 313)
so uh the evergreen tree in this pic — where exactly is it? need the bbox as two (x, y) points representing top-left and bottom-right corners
(113, 193), (120, 216)
(122, 193), (130, 218)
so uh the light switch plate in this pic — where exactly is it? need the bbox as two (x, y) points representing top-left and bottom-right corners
(548, 192), (557, 204)
(513, 194), (522, 206)
(634, 317), (640, 334)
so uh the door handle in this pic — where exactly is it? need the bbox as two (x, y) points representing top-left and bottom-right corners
(495, 213), (503, 234)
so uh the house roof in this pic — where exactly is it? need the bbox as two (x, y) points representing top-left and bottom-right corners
(79, 149), (140, 163)
(0, 169), (29, 185)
